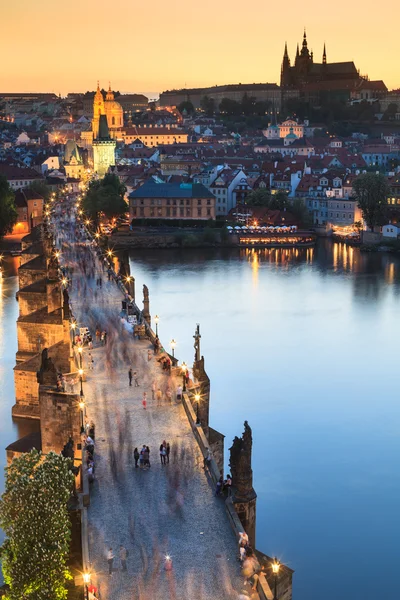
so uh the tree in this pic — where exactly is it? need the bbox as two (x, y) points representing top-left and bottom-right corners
(28, 180), (51, 200)
(83, 173), (127, 224)
(177, 101), (195, 115)
(219, 98), (241, 116)
(245, 188), (271, 206)
(0, 176), (17, 239)
(200, 95), (215, 116)
(0, 450), (75, 600)
(270, 190), (290, 210)
(383, 102), (398, 121)
(353, 173), (390, 230)
(291, 198), (312, 228)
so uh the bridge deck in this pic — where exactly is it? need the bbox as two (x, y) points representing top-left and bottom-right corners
(57, 219), (256, 600)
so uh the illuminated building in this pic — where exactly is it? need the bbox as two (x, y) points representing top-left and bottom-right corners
(92, 115), (116, 177)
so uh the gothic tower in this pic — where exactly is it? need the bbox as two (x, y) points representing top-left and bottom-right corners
(280, 42), (291, 86)
(92, 114), (116, 177)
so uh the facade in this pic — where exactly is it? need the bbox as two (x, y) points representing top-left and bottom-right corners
(263, 118), (305, 139)
(129, 180), (216, 220)
(92, 82), (123, 140)
(64, 140), (85, 179)
(122, 125), (188, 147)
(0, 165), (43, 190)
(92, 115), (116, 177)
(160, 83), (282, 110)
(12, 189), (44, 234)
(208, 169), (248, 216)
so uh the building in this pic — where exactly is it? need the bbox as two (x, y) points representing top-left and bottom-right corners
(281, 31), (366, 104)
(0, 164), (44, 190)
(122, 125), (188, 147)
(81, 83), (124, 147)
(64, 140), (85, 179)
(160, 83), (282, 110)
(117, 94), (149, 114)
(263, 118), (305, 139)
(207, 169), (248, 216)
(129, 180), (215, 220)
(12, 188), (44, 234)
(92, 115), (116, 177)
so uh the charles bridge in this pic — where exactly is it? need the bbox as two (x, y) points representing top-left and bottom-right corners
(4, 199), (294, 600)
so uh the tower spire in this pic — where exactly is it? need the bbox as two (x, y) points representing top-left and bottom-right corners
(284, 41), (288, 58)
(323, 43), (327, 64)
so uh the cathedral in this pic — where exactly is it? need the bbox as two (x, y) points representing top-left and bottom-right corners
(92, 82), (124, 139)
(280, 30), (361, 91)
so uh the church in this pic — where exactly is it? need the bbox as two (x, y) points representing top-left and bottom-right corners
(280, 30), (368, 104)
(281, 30), (361, 89)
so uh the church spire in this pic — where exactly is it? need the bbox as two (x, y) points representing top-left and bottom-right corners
(301, 27), (310, 57)
(284, 41), (289, 59)
(323, 43), (327, 64)
(106, 82), (114, 101)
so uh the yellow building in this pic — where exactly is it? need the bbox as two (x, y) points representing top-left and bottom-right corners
(93, 115), (116, 177)
(88, 82), (124, 143)
(123, 125), (188, 147)
(64, 140), (85, 179)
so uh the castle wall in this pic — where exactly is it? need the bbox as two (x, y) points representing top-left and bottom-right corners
(18, 267), (47, 289)
(39, 388), (81, 455)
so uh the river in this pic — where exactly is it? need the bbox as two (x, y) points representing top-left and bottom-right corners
(1, 242), (399, 599)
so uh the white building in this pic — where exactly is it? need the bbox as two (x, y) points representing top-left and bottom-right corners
(382, 224), (400, 238)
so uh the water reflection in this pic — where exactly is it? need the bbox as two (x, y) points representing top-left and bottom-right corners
(125, 239), (400, 600)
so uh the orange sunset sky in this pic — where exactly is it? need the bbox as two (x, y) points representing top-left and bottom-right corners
(2, 0), (399, 96)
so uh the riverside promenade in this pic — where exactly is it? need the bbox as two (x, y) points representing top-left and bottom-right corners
(55, 211), (256, 600)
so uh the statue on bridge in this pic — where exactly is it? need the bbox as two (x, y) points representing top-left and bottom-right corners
(193, 323), (201, 363)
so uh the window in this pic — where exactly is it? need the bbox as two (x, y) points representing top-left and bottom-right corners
(179, 208), (184, 217)
(157, 199), (162, 206)
(132, 208), (137, 216)
(207, 199), (211, 205)
(132, 199), (137, 206)
(197, 208), (202, 217)
(150, 198), (155, 206)
(140, 199), (144, 206)
(150, 208), (155, 217)
(173, 208), (177, 217)
(173, 199), (177, 206)
(157, 208), (162, 217)
(186, 199), (190, 206)
(180, 200), (184, 206)
(198, 199), (202, 206)
(167, 199), (170, 206)
(186, 208), (190, 217)
(166, 207), (171, 217)
(207, 208), (211, 216)
(140, 207), (144, 217)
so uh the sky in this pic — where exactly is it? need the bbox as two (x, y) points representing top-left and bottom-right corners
(1, 0), (399, 96)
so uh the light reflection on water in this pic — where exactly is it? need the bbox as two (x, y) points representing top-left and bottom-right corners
(126, 240), (400, 600)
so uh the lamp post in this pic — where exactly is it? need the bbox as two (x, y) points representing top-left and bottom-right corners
(79, 400), (85, 433)
(181, 362), (187, 392)
(154, 315), (159, 337)
(170, 339), (176, 358)
(79, 368), (84, 398)
(83, 572), (91, 600)
(194, 392), (200, 425)
(272, 557), (280, 600)
(78, 346), (83, 369)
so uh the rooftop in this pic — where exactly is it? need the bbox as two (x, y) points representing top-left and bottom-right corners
(129, 180), (214, 199)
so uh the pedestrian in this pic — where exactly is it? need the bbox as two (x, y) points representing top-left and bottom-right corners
(203, 447), (212, 470)
(159, 443), (166, 465)
(96, 328), (100, 343)
(147, 349), (152, 362)
(139, 447), (144, 469)
(107, 547), (114, 576)
(142, 392), (147, 409)
(215, 475), (223, 496)
(134, 371), (139, 387)
(101, 331), (105, 345)
(224, 474), (232, 496)
(134, 447), (139, 468)
(176, 384), (182, 401)
(156, 388), (162, 406)
(165, 387), (172, 403)
(151, 380), (156, 401)
(103, 331), (107, 345)
(119, 545), (128, 572)
(146, 445), (151, 467)
(128, 368), (133, 386)
(166, 441), (170, 463)
(88, 352), (94, 370)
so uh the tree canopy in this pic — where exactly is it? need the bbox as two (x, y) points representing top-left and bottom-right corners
(0, 175), (17, 239)
(200, 95), (215, 116)
(83, 173), (127, 222)
(177, 101), (195, 115)
(0, 450), (75, 600)
(245, 188), (289, 210)
(353, 173), (390, 230)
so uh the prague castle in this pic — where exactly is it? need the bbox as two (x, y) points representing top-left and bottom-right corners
(280, 30), (360, 88)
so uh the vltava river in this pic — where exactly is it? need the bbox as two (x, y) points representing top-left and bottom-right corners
(125, 241), (400, 600)
(1, 243), (399, 599)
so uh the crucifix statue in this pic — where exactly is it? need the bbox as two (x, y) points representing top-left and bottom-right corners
(193, 323), (201, 363)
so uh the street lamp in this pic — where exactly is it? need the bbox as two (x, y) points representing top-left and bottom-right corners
(181, 361), (187, 392)
(78, 346), (83, 369)
(170, 339), (176, 357)
(78, 368), (84, 397)
(272, 557), (280, 600)
(61, 277), (68, 287)
(83, 572), (91, 600)
(79, 400), (85, 433)
(154, 315), (159, 336)
(194, 392), (200, 425)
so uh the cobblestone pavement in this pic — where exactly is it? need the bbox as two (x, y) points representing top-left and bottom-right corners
(59, 224), (257, 600)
